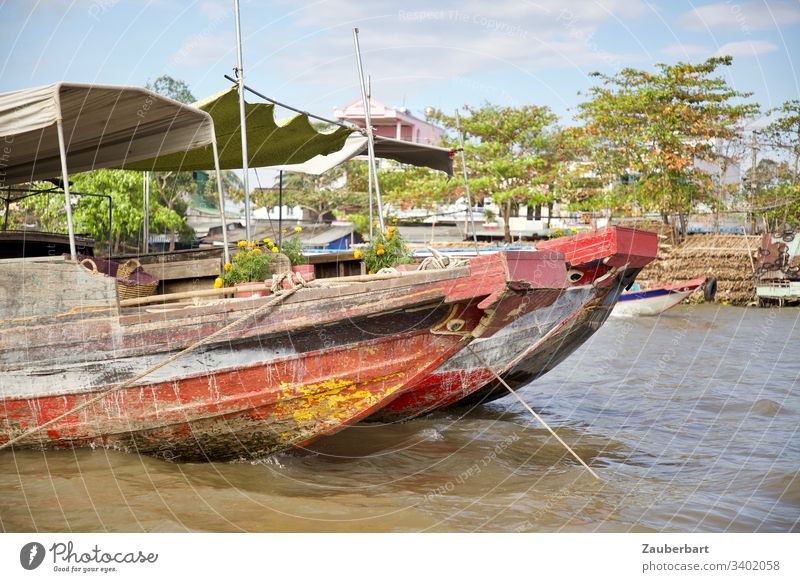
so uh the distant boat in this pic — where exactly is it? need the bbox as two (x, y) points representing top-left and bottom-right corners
(611, 276), (715, 317)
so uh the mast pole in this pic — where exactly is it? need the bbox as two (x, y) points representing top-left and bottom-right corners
(234, 0), (252, 242)
(56, 117), (77, 261)
(143, 171), (150, 254)
(352, 28), (385, 232)
(455, 109), (480, 255)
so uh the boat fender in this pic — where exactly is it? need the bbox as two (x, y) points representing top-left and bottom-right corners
(703, 277), (717, 302)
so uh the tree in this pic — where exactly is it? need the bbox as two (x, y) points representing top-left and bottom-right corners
(145, 75), (198, 250)
(761, 99), (800, 185)
(146, 75), (195, 105)
(430, 104), (559, 242)
(577, 56), (758, 240)
(249, 164), (368, 223)
(15, 170), (183, 253)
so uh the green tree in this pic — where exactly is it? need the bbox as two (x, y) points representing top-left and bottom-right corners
(430, 104), (559, 242)
(15, 170), (183, 253)
(577, 56), (758, 240)
(146, 75), (195, 105)
(761, 99), (800, 185)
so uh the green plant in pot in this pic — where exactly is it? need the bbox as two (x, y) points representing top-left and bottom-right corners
(361, 221), (413, 274)
(215, 240), (274, 297)
(281, 226), (315, 281)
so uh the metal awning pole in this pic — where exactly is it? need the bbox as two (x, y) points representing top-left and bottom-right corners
(367, 156), (374, 239)
(211, 138), (230, 264)
(55, 118), (77, 261)
(455, 109), (479, 256)
(143, 171), (150, 254)
(353, 28), (385, 232)
(234, 0), (252, 242)
(278, 170), (284, 248)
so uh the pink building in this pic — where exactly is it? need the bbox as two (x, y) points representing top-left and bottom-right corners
(334, 98), (443, 145)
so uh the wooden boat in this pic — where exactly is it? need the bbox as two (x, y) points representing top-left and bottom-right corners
(0, 250), (568, 461)
(5, 83), (572, 462)
(610, 276), (713, 317)
(372, 227), (659, 417)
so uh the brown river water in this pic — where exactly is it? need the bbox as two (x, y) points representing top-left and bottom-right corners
(1, 304), (798, 532)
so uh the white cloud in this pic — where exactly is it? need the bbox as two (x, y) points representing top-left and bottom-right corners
(682, 1), (800, 32)
(262, 0), (647, 94)
(715, 39), (779, 57)
(661, 43), (711, 57)
(171, 33), (233, 67)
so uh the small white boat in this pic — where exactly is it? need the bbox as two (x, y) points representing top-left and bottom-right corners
(611, 277), (715, 316)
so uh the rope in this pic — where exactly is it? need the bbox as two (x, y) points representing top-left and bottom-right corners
(418, 247), (470, 271)
(466, 345), (601, 480)
(0, 286), (301, 451)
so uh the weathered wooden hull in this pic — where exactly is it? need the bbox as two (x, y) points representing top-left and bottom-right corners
(372, 227), (658, 417)
(1, 250), (566, 461)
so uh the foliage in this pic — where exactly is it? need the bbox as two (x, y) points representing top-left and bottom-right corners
(747, 159), (800, 229)
(548, 226), (578, 239)
(361, 221), (413, 273)
(280, 226), (307, 266)
(221, 241), (274, 286)
(13, 170), (183, 253)
(576, 56), (758, 234)
(761, 99), (800, 184)
(249, 165), (367, 222)
(146, 75), (195, 104)
(428, 103), (560, 242)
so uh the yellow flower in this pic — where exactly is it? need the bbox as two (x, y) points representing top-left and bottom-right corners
(251, 247), (262, 254)
(377, 243), (384, 249)
(271, 247), (279, 253)
(353, 250), (363, 259)
(368, 270), (375, 275)
(571, 228), (578, 233)
(386, 234), (393, 241)
(223, 262), (232, 271)
(213, 277), (223, 289)
(237, 240), (247, 248)
(392, 217), (398, 224)
(263, 238), (272, 245)
(247, 241), (255, 248)
(388, 226), (397, 233)
(235, 251), (243, 259)
(294, 226), (302, 233)
(377, 249), (385, 255)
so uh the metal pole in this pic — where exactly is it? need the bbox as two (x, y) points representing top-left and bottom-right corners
(143, 171), (150, 254)
(455, 109), (480, 255)
(234, 0), (252, 242)
(56, 118), (78, 261)
(211, 138), (230, 264)
(352, 28), (385, 232)
(278, 170), (284, 248)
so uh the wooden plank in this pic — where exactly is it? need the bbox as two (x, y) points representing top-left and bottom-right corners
(144, 257), (221, 280)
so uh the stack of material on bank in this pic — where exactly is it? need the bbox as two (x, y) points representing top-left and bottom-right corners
(636, 233), (760, 305)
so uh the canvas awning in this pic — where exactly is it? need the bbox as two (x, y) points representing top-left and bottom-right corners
(0, 83), (216, 185)
(267, 134), (454, 176)
(125, 87), (353, 173)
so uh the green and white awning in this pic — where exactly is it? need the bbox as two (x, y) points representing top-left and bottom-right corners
(124, 87), (353, 172)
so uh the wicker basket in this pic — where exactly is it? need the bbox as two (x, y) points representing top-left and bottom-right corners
(79, 257), (158, 300)
(115, 259), (158, 300)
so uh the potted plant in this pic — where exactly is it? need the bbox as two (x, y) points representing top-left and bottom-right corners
(214, 240), (274, 298)
(360, 220), (413, 274)
(281, 226), (315, 282)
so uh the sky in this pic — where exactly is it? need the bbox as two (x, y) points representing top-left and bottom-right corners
(2, 0), (799, 126)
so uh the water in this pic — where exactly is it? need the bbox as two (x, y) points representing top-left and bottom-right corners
(1, 305), (798, 532)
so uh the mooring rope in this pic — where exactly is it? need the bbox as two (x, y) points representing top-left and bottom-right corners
(0, 285), (301, 451)
(466, 345), (601, 480)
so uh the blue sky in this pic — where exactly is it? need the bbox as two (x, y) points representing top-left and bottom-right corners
(2, 0), (798, 125)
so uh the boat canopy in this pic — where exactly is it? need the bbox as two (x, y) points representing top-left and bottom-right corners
(267, 133), (454, 176)
(126, 87), (454, 175)
(0, 83), (216, 185)
(125, 87), (353, 172)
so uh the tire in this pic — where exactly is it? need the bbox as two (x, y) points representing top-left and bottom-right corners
(782, 232), (795, 243)
(703, 277), (718, 302)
